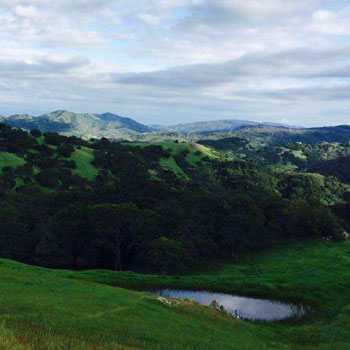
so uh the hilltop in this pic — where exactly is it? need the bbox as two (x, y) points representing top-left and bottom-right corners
(0, 110), (151, 139)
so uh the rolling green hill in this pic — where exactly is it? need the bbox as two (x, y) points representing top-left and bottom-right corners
(0, 153), (26, 172)
(69, 146), (98, 180)
(125, 142), (218, 179)
(0, 134), (216, 186)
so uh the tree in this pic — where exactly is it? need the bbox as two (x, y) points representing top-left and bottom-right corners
(0, 202), (28, 259)
(148, 237), (187, 275)
(30, 129), (42, 138)
(44, 132), (62, 146)
(88, 203), (145, 271)
(286, 200), (344, 239)
(57, 143), (75, 158)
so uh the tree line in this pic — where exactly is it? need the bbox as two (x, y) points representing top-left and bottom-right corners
(0, 123), (347, 273)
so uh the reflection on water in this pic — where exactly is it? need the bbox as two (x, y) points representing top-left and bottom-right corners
(151, 289), (309, 321)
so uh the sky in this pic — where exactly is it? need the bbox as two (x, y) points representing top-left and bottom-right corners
(0, 0), (349, 126)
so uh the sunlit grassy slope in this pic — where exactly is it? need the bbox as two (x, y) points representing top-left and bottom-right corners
(0, 146), (98, 181)
(70, 146), (98, 180)
(126, 142), (218, 178)
(0, 153), (26, 172)
(0, 142), (216, 183)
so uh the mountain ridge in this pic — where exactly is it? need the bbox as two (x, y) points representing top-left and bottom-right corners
(2, 110), (350, 144)
(0, 110), (294, 139)
(0, 110), (151, 138)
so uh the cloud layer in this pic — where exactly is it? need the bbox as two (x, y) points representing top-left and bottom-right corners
(0, 0), (349, 126)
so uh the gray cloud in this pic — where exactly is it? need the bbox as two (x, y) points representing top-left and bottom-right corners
(0, 0), (349, 127)
(114, 46), (350, 90)
(235, 84), (350, 101)
(0, 56), (89, 79)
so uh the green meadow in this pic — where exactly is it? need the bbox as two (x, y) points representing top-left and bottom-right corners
(1, 240), (350, 349)
(125, 142), (217, 178)
(0, 153), (26, 172)
(70, 146), (98, 180)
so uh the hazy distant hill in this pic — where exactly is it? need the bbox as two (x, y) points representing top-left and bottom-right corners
(2, 111), (350, 144)
(158, 119), (291, 134)
(234, 125), (350, 144)
(0, 111), (292, 140)
(0, 110), (151, 139)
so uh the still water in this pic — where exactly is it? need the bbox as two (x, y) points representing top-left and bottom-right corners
(151, 289), (309, 321)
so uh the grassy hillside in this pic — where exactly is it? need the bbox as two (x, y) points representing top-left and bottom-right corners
(125, 142), (217, 178)
(0, 146), (98, 183)
(0, 153), (26, 172)
(0, 259), (272, 350)
(70, 146), (98, 180)
(71, 240), (350, 350)
(1, 240), (350, 349)
(0, 138), (215, 185)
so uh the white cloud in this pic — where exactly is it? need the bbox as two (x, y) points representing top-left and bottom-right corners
(309, 8), (350, 35)
(0, 0), (349, 126)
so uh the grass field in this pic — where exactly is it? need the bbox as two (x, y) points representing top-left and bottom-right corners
(1, 240), (350, 349)
(0, 145), (98, 183)
(0, 153), (25, 172)
(159, 157), (189, 179)
(70, 146), (98, 180)
(125, 142), (217, 179)
(0, 260), (272, 350)
(0, 141), (215, 183)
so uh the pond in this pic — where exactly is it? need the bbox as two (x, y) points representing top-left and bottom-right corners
(150, 289), (309, 321)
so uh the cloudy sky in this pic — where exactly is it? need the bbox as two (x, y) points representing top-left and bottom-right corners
(0, 0), (349, 126)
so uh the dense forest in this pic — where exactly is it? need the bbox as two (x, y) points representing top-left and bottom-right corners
(0, 123), (348, 274)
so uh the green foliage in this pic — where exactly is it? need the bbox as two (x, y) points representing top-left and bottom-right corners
(0, 123), (348, 274)
(30, 129), (42, 138)
(0, 153), (26, 172)
(0, 202), (27, 259)
(149, 237), (188, 275)
(57, 143), (75, 157)
(88, 203), (146, 271)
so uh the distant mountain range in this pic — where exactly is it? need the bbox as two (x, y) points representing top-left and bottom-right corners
(0, 110), (151, 139)
(234, 125), (350, 144)
(1, 110), (350, 144)
(157, 119), (294, 134)
(0, 110), (292, 139)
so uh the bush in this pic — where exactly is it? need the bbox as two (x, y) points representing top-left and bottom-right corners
(44, 132), (62, 146)
(30, 129), (42, 138)
(57, 143), (75, 158)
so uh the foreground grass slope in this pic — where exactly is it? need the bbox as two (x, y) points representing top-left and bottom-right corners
(1, 240), (350, 349)
(0, 260), (272, 350)
(59, 240), (350, 349)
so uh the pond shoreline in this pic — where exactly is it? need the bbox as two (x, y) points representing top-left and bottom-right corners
(142, 288), (312, 322)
